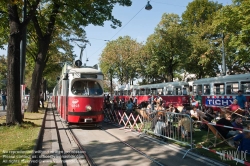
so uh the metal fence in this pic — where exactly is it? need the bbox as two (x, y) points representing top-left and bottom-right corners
(103, 108), (194, 158)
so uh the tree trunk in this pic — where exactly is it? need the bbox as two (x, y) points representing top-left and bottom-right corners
(26, 38), (50, 113)
(6, 5), (22, 124)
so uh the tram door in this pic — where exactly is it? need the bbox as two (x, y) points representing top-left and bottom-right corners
(62, 79), (69, 120)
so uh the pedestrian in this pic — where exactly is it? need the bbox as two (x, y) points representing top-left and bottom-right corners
(235, 90), (247, 110)
(40, 92), (44, 108)
(1, 92), (7, 111)
(126, 100), (134, 115)
(149, 94), (155, 111)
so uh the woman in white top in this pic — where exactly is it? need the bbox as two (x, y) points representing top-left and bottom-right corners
(190, 106), (199, 120)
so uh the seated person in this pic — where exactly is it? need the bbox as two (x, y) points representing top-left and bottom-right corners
(229, 99), (241, 112)
(216, 112), (241, 138)
(203, 107), (216, 122)
(190, 106), (199, 120)
(231, 116), (244, 130)
(233, 124), (250, 154)
(199, 108), (216, 130)
(178, 114), (194, 138)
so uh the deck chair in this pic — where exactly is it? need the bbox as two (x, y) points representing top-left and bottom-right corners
(227, 108), (248, 122)
(137, 109), (155, 121)
(201, 117), (235, 148)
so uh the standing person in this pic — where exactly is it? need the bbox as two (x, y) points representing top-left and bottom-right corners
(236, 90), (247, 110)
(193, 91), (202, 109)
(1, 92), (7, 111)
(107, 94), (110, 101)
(154, 93), (163, 111)
(126, 100), (134, 115)
(40, 92), (44, 108)
(149, 94), (155, 111)
(133, 95), (138, 106)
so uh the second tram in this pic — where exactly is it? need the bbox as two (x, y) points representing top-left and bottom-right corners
(114, 81), (190, 107)
(192, 73), (250, 110)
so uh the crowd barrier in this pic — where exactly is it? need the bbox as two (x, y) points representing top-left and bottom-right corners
(103, 108), (194, 158)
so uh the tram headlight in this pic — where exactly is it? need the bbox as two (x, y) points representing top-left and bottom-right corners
(86, 105), (92, 111)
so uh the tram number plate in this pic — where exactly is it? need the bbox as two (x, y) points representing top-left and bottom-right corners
(85, 118), (93, 123)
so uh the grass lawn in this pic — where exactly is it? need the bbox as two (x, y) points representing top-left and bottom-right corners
(0, 109), (45, 166)
(139, 119), (250, 166)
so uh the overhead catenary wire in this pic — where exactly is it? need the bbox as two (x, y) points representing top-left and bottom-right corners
(89, 4), (146, 59)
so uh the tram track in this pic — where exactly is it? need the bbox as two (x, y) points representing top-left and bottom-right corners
(98, 126), (165, 166)
(53, 109), (96, 166)
(69, 123), (164, 166)
(32, 107), (226, 166)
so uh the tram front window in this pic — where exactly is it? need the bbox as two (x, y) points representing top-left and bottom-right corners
(71, 80), (103, 95)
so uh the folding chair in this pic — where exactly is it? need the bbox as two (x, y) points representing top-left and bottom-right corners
(137, 109), (155, 121)
(201, 118), (235, 148)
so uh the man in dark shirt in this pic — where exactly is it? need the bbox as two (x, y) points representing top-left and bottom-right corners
(216, 112), (240, 138)
(231, 116), (243, 129)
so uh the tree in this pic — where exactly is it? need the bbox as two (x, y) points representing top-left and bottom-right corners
(99, 36), (141, 85)
(146, 13), (190, 82)
(213, 1), (250, 74)
(2, 0), (40, 124)
(182, 0), (222, 78)
(25, 0), (132, 113)
(0, 0), (132, 124)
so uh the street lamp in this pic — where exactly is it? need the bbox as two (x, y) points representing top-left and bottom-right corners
(145, 1), (152, 10)
(221, 33), (226, 76)
(109, 66), (114, 97)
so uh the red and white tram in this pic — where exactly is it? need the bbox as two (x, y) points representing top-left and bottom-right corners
(114, 82), (190, 107)
(192, 73), (250, 110)
(52, 61), (104, 124)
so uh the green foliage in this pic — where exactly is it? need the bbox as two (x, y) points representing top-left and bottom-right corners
(100, 36), (142, 85)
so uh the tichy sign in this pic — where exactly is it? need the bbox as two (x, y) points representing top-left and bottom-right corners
(205, 96), (234, 107)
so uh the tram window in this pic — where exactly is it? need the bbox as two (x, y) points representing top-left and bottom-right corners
(88, 81), (103, 95)
(174, 87), (181, 95)
(241, 82), (250, 94)
(213, 84), (225, 95)
(128, 90), (131, 95)
(140, 89), (145, 95)
(203, 84), (210, 95)
(120, 90), (124, 95)
(71, 80), (103, 95)
(167, 90), (172, 95)
(183, 88), (187, 95)
(123, 90), (128, 95)
(146, 89), (150, 95)
(151, 89), (157, 95)
(158, 88), (163, 95)
(226, 83), (238, 94)
(136, 89), (139, 95)
(197, 85), (202, 94)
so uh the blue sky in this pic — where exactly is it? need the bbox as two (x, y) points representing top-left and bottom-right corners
(78, 0), (232, 67)
(0, 0), (232, 67)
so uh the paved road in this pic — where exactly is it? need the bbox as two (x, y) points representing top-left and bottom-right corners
(0, 106), (6, 116)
